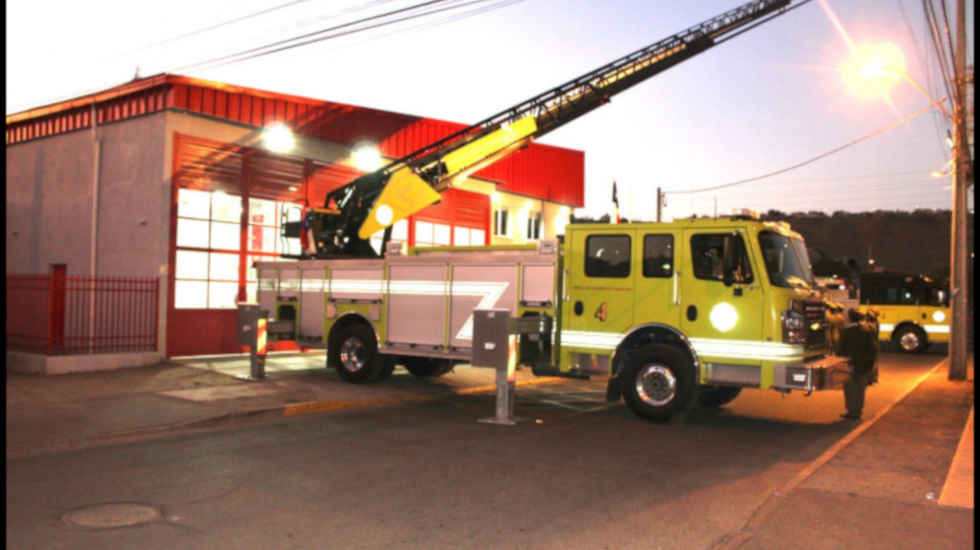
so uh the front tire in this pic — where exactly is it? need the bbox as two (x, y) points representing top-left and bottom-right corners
(893, 325), (927, 353)
(698, 386), (742, 408)
(330, 324), (383, 383)
(621, 344), (696, 421)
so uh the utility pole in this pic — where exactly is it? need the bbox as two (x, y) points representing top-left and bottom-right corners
(948, 0), (970, 380)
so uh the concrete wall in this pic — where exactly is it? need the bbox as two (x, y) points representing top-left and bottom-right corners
(6, 113), (169, 278)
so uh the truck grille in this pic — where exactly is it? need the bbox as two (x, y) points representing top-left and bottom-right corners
(804, 301), (827, 350)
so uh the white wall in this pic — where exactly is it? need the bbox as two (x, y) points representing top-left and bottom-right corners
(5, 113), (168, 277)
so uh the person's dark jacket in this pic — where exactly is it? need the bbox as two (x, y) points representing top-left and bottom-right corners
(838, 310), (877, 375)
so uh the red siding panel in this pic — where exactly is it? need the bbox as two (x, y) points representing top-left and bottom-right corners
(7, 75), (582, 207)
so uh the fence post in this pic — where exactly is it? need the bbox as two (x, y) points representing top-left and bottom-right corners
(48, 264), (67, 354)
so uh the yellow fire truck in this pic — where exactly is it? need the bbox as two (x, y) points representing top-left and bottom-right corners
(255, 0), (863, 421)
(256, 213), (854, 421)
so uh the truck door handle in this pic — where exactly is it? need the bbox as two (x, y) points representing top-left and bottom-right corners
(686, 305), (697, 321)
(673, 270), (680, 305)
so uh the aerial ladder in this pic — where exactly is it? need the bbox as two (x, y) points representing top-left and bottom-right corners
(292, 0), (801, 258)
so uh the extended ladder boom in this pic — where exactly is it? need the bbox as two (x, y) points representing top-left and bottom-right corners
(305, 0), (795, 257)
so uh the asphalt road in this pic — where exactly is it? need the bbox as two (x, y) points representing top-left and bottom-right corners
(5, 351), (959, 550)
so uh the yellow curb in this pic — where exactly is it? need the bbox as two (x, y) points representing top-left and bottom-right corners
(282, 377), (566, 416)
(455, 377), (564, 395)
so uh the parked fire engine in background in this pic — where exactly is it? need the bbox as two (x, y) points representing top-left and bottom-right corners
(818, 272), (950, 353)
(251, 0), (875, 421)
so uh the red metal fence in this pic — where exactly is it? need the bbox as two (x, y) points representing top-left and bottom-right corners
(6, 266), (159, 355)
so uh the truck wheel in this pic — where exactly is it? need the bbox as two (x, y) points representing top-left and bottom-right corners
(404, 357), (454, 378)
(698, 386), (741, 407)
(893, 325), (927, 353)
(330, 324), (382, 383)
(621, 344), (696, 421)
(371, 356), (396, 382)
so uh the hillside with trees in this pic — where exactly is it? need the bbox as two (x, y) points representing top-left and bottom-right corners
(761, 209), (973, 283)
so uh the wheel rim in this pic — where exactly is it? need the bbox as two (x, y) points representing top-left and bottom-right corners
(635, 364), (677, 407)
(339, 337), (367, 372)
(899, 330), (920, 351)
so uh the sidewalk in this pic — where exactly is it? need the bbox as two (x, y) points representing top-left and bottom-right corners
(733, 356), (974, 550)
(5, 352), (559, 459)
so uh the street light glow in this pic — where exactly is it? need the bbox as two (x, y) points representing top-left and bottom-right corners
(840, 42), (906, 100)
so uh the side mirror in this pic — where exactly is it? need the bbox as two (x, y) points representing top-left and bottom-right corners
(722, 235), (736, 287)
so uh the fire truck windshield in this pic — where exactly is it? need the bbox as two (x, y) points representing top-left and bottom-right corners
(758, 231), (816, 289)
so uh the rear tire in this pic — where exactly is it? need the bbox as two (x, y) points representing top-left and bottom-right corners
(621, 344), (696, 421)
(330, 323), (383, 383)
(698, 386), (742, 408)
(403, 357), (454, 378)
(893, 325), (927, 353)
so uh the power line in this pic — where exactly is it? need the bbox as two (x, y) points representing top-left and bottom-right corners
(664, 100), (941, 195)
(922, 0), (956, 103)
(135, 0), (319, 52)
(172, 0), (505, 72)
(896, 0), (947, 157)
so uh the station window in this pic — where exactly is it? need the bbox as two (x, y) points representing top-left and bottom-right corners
(526, 212), (542, 240)
(368, 219), (408, 255)
(494, 209), (509, 237)
(175, 188), (299, 308)
(585, 234), (631, 278)
(453, 226), (486, 246)
(643, 234), (674, 277)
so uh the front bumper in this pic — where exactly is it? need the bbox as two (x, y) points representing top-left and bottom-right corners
(772, 355), (858, 392)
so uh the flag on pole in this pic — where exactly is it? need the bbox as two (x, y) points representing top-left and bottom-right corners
(612, 180), (620, 224)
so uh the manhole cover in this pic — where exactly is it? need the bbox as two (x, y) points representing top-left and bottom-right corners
(63, 503), (161, 529)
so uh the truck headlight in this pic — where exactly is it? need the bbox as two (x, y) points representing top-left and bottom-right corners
(782, 300), (806, 344)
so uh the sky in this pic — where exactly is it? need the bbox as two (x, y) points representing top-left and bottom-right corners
(5, 0), (974, 220)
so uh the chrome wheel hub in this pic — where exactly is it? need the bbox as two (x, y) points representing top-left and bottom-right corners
(900, 331), (920, 351)
(636, 364), (677, 407)
(339, 338), (366, 372)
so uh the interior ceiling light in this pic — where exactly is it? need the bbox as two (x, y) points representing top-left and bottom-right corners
(352, 143), (383, 172)
(263, 123), (294, 153)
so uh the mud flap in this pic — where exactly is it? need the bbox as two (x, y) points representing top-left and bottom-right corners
(605, 349), (629, 402)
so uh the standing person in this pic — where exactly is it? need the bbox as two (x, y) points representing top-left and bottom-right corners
(838, 309), (876, 420)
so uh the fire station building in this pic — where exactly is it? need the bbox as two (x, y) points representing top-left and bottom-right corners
(5, 74), (584, 359)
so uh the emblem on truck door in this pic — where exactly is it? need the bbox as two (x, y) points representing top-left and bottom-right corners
(594, 302), (608, 322)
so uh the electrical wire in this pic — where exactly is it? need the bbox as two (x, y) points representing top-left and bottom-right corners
(171, 0), (502, 72)
(896, 0), (947, 157)
(922, 0), (956, 102)
(134, 0), (319, 52)
(664, 100), (942, 195)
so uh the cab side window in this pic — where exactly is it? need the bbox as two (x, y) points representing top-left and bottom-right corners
(690, 233), (753, 283)
(585, 235), (631, 278)
(643, 234), (673, 278)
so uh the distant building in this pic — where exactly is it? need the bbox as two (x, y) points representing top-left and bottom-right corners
(6, 74), (584, 356)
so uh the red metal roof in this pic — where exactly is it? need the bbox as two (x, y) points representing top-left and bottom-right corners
(6, 74), (584, 207)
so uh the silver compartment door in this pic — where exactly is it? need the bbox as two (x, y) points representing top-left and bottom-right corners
(387, 264), (447, 347)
